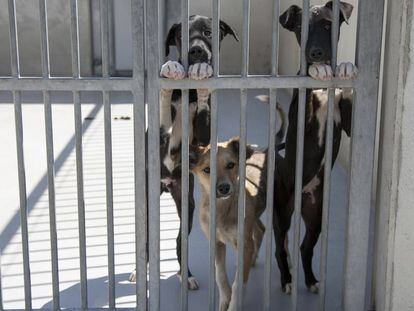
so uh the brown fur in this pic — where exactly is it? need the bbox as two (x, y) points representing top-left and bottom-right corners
(190, 137), (267, 311)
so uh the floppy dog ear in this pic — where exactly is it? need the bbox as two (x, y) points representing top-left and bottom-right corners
(165, 23), (180, 56)
(228, 137), (254, 160)
(325, 1), (354, 24)
(279, 5), (302, 31)
(219, 20), (240, 42)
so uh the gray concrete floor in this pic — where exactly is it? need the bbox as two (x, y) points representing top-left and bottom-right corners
(0, 90), (350, 310)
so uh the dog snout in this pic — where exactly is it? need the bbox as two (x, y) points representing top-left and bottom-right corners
(217, 182), (231, 198)
(188, 46), (208, 63)
(308, 47), (326, 63)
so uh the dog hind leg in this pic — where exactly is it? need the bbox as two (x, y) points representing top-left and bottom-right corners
(252, 219), (265, 267)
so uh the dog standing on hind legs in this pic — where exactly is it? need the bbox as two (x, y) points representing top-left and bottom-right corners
(273, 1), (358, 294)
(128, 15), (239, 290)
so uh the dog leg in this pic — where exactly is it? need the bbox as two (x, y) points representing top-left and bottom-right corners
(252, 220), (265, 267)
(170, 176), (199, 290)
(216, 242), (231, 311)
(308, 64), (333, 81)
(160, 89), (173, 131)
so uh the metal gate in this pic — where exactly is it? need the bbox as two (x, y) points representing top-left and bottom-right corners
(0, 0), (384, 310)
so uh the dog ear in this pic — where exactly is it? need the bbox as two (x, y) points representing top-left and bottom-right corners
(189, 145), (204, 170)
(165, 23), (180, 56)
(325, 1), (354, 24)
(279, 5), (302, 31)
(219, 20), (240, 42)
(228, 137), (255, 160)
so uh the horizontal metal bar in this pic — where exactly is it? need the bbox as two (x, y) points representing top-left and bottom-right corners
(0, 76), (355, 91)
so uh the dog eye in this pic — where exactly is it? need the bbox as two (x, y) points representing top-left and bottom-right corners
(203, 167), (210, 174)
(226, 162), (235, 169)
(204, 30), (212, 38)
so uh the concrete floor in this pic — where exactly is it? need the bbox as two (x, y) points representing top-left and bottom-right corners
(0, 90), (351, 310)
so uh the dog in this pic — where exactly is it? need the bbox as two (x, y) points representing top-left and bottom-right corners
(272, 1), (358, 294)
(128, 15), (239, 289)
(189, 108), (285, 310)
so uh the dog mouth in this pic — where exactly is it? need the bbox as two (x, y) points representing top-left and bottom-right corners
(217, 195), (231, 200)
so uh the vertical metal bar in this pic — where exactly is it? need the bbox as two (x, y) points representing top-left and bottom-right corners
(319, 1), (340, 310)
(241, 0), (250, 77)
(74, 91), (88, 309)
(103, 91), (115, 308)
(147, 0), (161, 308)
(101, 0), (110, 78)
(8, 0), (19, 77)
(40, 1), (60, 308)
(14, 90), (32, 310)
(131, 0), (147, 309)
(291, 1), (309, 310)
(180, 0), (189, 310)
(208, 91), (218, 311)
(235, 89), (248, 310)
(70, 1), (87, 307)
(44, 91), (60, 310)
(9, 0), (31, 307)
(263, 1), (279, 309)
(0, 249), (3, 310)
(343, 0), (385, 309)
(39, 0), (50, 78)
(70, 0), (80, 78)
(208, 2), (220, 309)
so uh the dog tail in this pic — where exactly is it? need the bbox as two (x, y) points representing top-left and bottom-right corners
(256, 95), (286, 149)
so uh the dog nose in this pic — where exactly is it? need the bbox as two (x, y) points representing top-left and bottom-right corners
(309, 47), (325, 62)
(188, 46), (208, 63)
(217, 183), (231, 197)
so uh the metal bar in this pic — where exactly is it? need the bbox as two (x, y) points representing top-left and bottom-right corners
(0, 76), (355, 91)
(0, 249), (3, 310)
(13, 90), (32, 310)
(73, 91), (88, 309)
(44, 91), (60, 310)
(103, 91), (115, 308)
(319, 1), (340, 309)
(208, 91), (218, 311)
(263, 89), (277, 311)
(101, 0), (110, 77)
(235, 89), (248, 310)
(241, 0), (250, 76)
(180, 0), (189, 309)
(70, 0), (80, 78)
(212, 0), (220, 76)
(131, 0), (147, 309)
(343, 0), (385, 309)
(8, 0), (19, 77)
(291, 0), (309, 309)
(271, 0), (280, 76)
(39, 0), (50, 77)
(146, 0), (161, 308)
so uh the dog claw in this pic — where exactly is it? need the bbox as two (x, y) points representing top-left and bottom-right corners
(336, 62), (358, 80)
(160, 60), (186, 80)
(177, 274), (200, 290)
(128, 270), (137, 282)
(188, 62), (213, 80)
(308, 64), (333, 81)
(308, 282), (319, 294)
(284, 283), (292, 295)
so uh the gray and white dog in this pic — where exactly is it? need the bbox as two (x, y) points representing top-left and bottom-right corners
(129, 15), (239, 290)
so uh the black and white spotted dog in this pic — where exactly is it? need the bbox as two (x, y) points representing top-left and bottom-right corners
(272, 1), (357, 294)
(129, 15), (239, 289)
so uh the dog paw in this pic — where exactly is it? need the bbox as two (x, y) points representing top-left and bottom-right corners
(219, 298), (230, 311)
(128, 270), (136, 282)
(336, 62), (358, 80)
(308, 282), (319, 294)
(160, 60), (186, 80)
(188, 62), (213, 80)
(308, 64), (333, 81)
(283, 283), (292, 295)
(177, 274), (200, 290)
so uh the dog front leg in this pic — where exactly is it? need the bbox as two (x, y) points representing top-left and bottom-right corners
(216, 241), (231, 311)
(160, 89), (173, 130)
